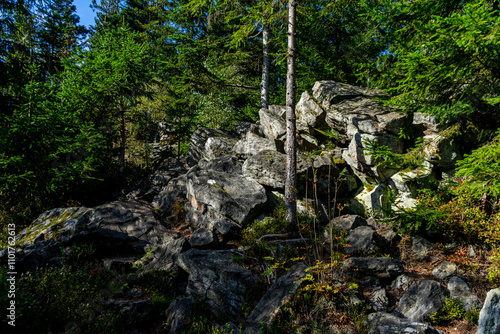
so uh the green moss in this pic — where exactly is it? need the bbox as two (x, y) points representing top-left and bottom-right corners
(18, 209), (83, 245)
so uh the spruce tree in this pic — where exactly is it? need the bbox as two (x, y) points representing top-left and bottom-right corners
(37, 0), (87, 77)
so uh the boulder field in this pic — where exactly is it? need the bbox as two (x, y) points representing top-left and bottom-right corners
(2, 81), (497, 334)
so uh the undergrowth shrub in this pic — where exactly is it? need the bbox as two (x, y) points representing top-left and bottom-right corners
(268, 276), (368, 334)
(383, 178), (500, 246)
(241, 202), (290, 246)
(430, 296), (480, 326)
(487, 248), (500, 287)
(0, 263), (124, 333)
(0, 252), (179, 333)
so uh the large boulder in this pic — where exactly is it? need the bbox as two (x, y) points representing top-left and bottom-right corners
(148, 157), (188, 189)
(141, 231), (190, 272)
(389, 166), (435, 210)
(190, 228), (219, 249)
(242, 150), (288, 189)
(233, 131), (284, 159)
(259, 107), (286, 140)
(188, 127), (237, 162)
(16, 207), (101, 249)
(94, 199), (169, 251)
(152, 175), (187, 220)
(331, 214), (368, 232)
(351, 184), (389, 217)
(9, 199), (179, 270)
(413, 112), (447, 135)
(345, 225), (388, 255)
(476, 288), (500, 334)
(307, 81), (406, 184)
(342, 132), (403, 182)
(204, 136), (239, 160)
(242, 150), (339, 196)
(422, 132), (461, 169)
(312, 81), (387, 112)
(186, 156), (267, 231)
(393, 280), (447, 322)
(121, 157), (188, 201)
(176, 249), (259, 319)
(296, 90), (327, 133)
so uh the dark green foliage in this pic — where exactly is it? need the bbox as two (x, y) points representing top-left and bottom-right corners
(430, 297), (480, 326)
(365, 0), (500, 121)
(0, 64), (112, 228)
(455, 129), (500, 200)
(37, 0), (87, 77)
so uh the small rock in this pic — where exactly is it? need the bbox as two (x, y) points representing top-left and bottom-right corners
(432, 261), (457, 280)
(371, 286), (389, 312)
(411, 235), (434, 259)
(468, 245), (476, 257)
(346, 257), (404, 278)
(103, 257), (137, 273)
(391, 274), (416, 292)
(332, 214), (367, 231)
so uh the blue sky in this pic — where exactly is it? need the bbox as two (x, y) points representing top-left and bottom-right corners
(74, 0), (96, 29)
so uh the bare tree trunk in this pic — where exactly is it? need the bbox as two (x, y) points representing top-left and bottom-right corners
(261, 23), (270, 109)
(119, 99), (126, 176)
(285, 0), (297, 226)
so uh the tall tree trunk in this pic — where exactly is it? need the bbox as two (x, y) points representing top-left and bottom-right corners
(285, 0), (297, 226)
(261, 23), (270, 109)
(119, 99), (126, 176)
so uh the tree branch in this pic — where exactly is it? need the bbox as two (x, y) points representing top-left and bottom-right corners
(224, 83), (260, 90)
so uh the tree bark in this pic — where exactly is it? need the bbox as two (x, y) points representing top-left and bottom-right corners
(119, 99), (126, 177)
(285, 0), (297, 226)
(261, 23), (270, 109)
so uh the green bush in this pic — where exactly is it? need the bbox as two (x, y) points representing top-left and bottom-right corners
(455, 129), (500, 200)
(488, 248), (500, 288)
(430, 296), (480, 326)
(430, 297), (466, 324)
